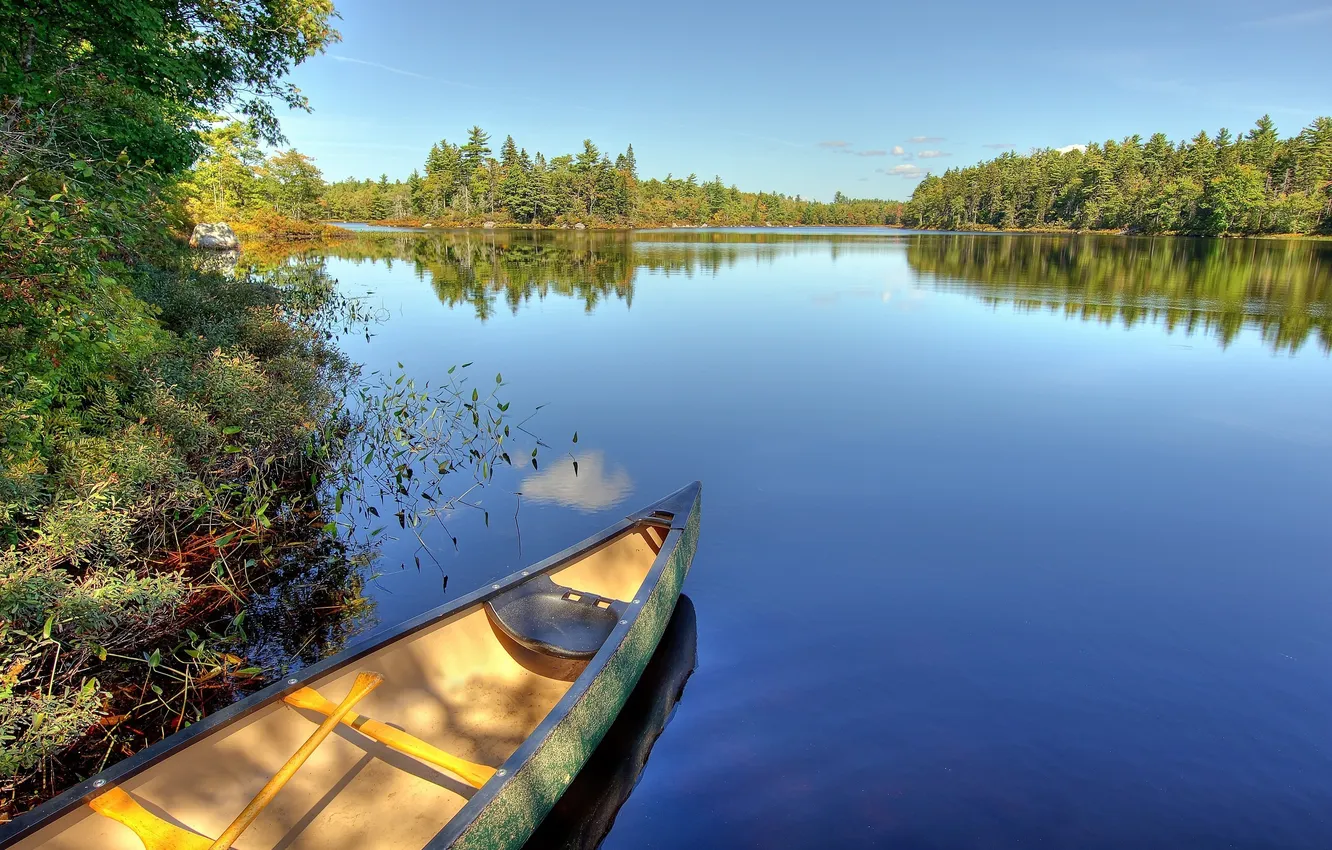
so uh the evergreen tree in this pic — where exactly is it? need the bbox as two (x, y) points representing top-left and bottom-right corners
(461, 126), (492, 173)
(500, 135), (519, 167)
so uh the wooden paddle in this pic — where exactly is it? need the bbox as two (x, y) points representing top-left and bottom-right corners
(282, 686), (496, 789)
(205, 670), (383, 850)
(89, 787), (212, 850)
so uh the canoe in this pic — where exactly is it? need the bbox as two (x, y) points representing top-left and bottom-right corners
(527, 593), (697, 850)
(0, 482), (702, 850)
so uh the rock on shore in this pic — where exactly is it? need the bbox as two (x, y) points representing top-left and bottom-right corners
(189, 222), (239, 249)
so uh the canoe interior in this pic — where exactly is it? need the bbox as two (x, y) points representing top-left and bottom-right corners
(9, 526), (667, 850)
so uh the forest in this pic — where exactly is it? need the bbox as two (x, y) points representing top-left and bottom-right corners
(184, 124), (907, 228)
(904, 116), (1332, 235)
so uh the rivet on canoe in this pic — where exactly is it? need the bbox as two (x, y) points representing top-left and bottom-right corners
(619, 620), (628, 625)
(287, 678), (298, 686)
(496, 769), (507, 777)
(93, 779), (106, 788)
(492, 584), (500, 590)
(633, 599), (641, 604)
(521, 570), (529, 576)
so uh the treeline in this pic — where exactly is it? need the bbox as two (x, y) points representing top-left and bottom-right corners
(905, 116), (1332, 235)
(186, 124), (905, 227)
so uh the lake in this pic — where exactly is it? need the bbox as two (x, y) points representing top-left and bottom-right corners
(306, 228), (1332, 848)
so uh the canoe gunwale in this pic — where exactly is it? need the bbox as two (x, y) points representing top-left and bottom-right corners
(0, 482), (702, 849)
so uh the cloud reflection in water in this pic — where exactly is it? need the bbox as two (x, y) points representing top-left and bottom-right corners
(521, 451), (633, 512)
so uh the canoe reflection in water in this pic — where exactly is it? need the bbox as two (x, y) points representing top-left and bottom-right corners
(526, 594), (698, 850)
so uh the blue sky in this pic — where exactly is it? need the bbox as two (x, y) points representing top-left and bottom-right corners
(276, 0), (1332, 202)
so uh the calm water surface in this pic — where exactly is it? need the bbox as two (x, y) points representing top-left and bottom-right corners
(316, 229), (1332, 849)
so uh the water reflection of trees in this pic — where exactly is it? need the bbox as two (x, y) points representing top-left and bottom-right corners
(322, 230), (908, 318)
(324, 231), (639, 319)
(318, 229), (1332, 353)
(906, 235), (1332, 353)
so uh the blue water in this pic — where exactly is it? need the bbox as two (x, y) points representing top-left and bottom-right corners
(319, 229), (1332, 849)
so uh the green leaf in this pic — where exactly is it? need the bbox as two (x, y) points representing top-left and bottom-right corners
(42, 614), (55, 641)
(147, 649), (161, 669)
(222, 425), (243, 435)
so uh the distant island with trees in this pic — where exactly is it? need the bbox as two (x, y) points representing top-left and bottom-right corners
(186, 116), (1331, 238)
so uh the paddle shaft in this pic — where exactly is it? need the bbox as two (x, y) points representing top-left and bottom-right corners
(206, 671), (383, 850)
(282, 687), (495, 788)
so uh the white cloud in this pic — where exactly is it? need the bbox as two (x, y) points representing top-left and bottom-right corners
(880, 164), (926, 178)
(909, 135), (945, 143)
(890, 145), (908, 156)
(1055, 143), (1088, 153)
(917, 150), (951, 159)
(521, 451), (633, 512)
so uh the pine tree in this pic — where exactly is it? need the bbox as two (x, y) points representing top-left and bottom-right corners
(1244, 115), (1279, 172)
(501, 148), (536, 222)
(407, 169), (425, 215)
(573, 140), (602, 216)
(461, 126), (492, 172)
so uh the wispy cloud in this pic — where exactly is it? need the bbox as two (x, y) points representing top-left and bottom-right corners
(1055, 143), (1087, 153)
(983, 142), (1016, 149)
(313, 140), (430, 151)
(890, 145), (910, 157)
(917, 150), (951, 159)
(330, 55), (478, 89)
(909, 135), (945, 143)
(880, 164), (926, 178)
(733, 131), (806, 148)
(1246, 6), (1332, 26)
(331, 55), (430, 79)
(855, 149), (888, 157)
(818, 140), (852, 148)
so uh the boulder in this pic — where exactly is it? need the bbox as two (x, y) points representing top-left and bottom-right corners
(189, 222), (239, 250)
(482, 221), (496, 229)
(573, 222), (587, 230)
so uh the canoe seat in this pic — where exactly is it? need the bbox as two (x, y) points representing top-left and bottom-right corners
(485, 576), (629, 660)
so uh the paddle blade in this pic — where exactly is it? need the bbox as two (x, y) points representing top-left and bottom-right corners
(89, 787), (213, 850)
(282, 686), (335, 714)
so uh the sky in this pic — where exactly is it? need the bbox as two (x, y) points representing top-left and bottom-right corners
(275, 0), (1332, 202)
